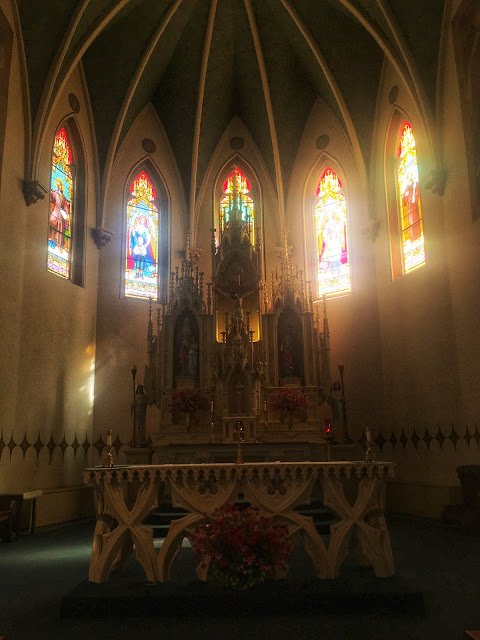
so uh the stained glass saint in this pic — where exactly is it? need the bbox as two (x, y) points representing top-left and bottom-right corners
(125, 171), (159, 299)
(220, 167), (254, 242)
(397, 122), (425, 273)
(48, 128), (73, 278)
(315, 168), (351, 296)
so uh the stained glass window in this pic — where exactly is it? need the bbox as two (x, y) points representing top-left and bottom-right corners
(397, 122), (425, 273)
(220, 167), (254, 242)
(125, 170), (159, 299)
(315, 168), (351, 297)
(48, 127), (73, 278)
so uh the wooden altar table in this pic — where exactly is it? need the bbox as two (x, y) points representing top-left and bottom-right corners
(83, 461), (395, 584)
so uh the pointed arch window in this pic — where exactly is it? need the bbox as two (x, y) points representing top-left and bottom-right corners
(397, 122), (425, 273)
(220, 167), (254, 243)
(315, 168), (351, 297)
(48, 127), (74, 279)
(125, 170), (159, 299)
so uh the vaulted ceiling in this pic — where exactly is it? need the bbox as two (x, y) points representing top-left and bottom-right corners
(17, 0), (446, 206)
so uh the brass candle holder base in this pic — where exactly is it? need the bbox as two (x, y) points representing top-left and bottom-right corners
(364, 442), (376, 463)
(103, 446), (115, 468)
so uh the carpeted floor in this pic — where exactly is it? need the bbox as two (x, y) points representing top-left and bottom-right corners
(0, 515), (479, 640)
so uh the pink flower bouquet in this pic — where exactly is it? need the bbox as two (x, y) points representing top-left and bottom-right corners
(191, 503), (293, 590)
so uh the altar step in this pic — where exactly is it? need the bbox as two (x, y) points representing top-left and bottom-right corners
(146, 502), (338, 538)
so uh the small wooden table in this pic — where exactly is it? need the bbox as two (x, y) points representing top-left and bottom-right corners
(0, 490), (42, 540)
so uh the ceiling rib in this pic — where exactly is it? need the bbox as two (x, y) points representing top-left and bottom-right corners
(243, 0), (285, 224)
(100, 0), (186, 220)
(31, 0), (90, 177)
(190, 0), (219, 239)
(373, 0), (433, 149)
(336, 0), (425, 119)
(277, 0), (366, 188)
(32, 0), (133, 178)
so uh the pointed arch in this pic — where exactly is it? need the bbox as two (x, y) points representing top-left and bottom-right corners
(123, 160), (169, 301)
(314, 167), (351, 297)
(214, 156), (261, 246)
(48, 118), (86, 284)
(385, 111), (426, 278)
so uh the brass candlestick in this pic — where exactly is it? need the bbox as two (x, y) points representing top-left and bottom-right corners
(235, 421), (244, 465)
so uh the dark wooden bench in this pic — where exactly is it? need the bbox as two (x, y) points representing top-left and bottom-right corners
(0, 491), (42, 541)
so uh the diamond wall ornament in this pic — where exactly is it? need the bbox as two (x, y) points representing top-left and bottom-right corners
(113, 435), (123, 455)
(7, 434), (17, 454)
(437, 426), (446, 449)
(411, 428), (420, 449)
(465, 426), (473, 447)
(449, 424), (460, 450)
(424, 429), (433, 448)
(399, 430), (408, 449)
(19, 433), (30, 456)
(71, 435), (80, 454)
(389, 433), (397, 447)
(81, 437), (90, 455)
(374, 432), (386, 451)
(46, 435), (57, 463)
(473, 424), (480, 447)
(59, 435), (69, 455)
(93, 436), (105, 455)
(33, 434), (44, 456)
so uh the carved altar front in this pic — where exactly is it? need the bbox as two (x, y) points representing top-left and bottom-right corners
(142, 165), (347, 455)
(84, 461), (395, 584)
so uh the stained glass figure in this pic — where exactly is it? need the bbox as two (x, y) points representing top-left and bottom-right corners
(220, 167), (254, 242)
(397, 122), (425, 273)
(48, 128), (73, 278)
(315, 168), (351, 296)
(125, 171), (159, 299)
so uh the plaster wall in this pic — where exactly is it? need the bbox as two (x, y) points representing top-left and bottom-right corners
(371, 30), (476, 494)
(288, 100), (384, 441)
(0, 30), (99, 506)
(94, 105), (187, 457)
(440, 3), (480, 426)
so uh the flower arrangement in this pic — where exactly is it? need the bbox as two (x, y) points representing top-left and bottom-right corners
(191, 503), (293, 590)
(170, 388), (209, 413)
(269, 387), (311, 412)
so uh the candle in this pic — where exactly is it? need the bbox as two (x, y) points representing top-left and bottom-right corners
(264, 399), (267, 414)
(365, 427), (372, 444)
(106, 430), (112, 447)
(325, 419), (332, 438)
(211, 400), (214, 414)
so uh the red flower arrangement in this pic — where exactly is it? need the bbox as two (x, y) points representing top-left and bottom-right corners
(170, 388), (209, 413)
(191, 503), (293, 590)
(270, 387), (311, 412)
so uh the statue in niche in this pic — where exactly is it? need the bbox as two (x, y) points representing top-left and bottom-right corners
(330, 381), (346, 442)
(174, 313), (200, 380)
(277, 309), (303, 380)
(279, 330), (297, 378)
(132, 384), (148, 447)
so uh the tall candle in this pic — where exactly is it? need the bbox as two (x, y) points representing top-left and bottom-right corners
(106, 430), (112, 447)
(365, 427), (372, 444)
(211, 400), (214, 414)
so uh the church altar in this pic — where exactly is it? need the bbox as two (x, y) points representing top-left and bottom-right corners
(83, 461), (395, 584)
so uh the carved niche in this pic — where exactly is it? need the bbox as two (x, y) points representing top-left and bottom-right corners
(277, 306), (304, 383)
